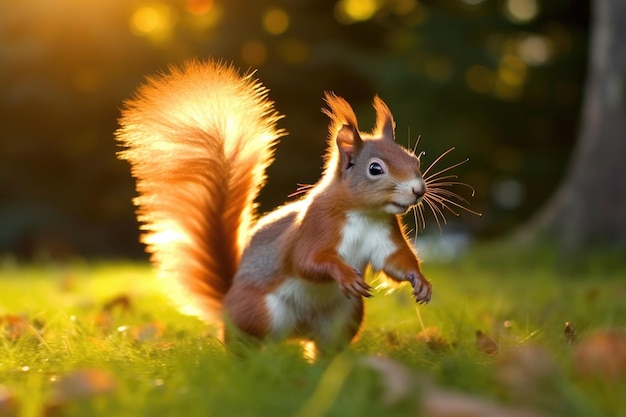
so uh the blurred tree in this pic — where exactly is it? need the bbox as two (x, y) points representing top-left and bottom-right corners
(0, 0), (591, 259)
(520, 0), (626, 251)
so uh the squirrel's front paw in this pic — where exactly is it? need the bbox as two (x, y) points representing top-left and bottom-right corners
(408, 272), (431, 304)
(337, 268), (372, 298)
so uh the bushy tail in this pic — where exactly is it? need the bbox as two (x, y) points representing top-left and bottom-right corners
(116, 60), (285, 321)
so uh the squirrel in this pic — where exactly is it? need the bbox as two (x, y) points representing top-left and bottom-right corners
(116, 59), (434, 353)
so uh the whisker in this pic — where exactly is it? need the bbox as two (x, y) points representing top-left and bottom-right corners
(426, 182), (476, 198)
(412, 203), (427, 244)
(422, 147), (456, 177)
(427, 187), (471, 204)
(424, 158), (470, 183)
(424, 174), (458, 184)
(417, 203), (426, 231)
(413, 135), (422, 154)
(413, 205), (426, 246)
(425, 193), (460, 217)
(423, 196), (446, 234)
(287, 183), (314, 198)
(412, 145), (481, 234)
(412, 206), (419, 246)
(426, 192), (482, 217)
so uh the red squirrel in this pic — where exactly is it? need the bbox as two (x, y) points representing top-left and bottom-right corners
(116, 59), (434, 353)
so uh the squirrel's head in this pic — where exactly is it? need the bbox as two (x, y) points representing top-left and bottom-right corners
(322, 93), (426, 215)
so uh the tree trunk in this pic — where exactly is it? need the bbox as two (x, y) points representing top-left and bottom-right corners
(518, 0), (626, 252)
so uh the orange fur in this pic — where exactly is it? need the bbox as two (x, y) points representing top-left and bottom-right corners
(116, 59), (431, 351)
(116, 60), (285, 321)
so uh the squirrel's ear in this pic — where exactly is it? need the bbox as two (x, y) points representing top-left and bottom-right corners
(336, 124), (362, 171)
(373, 96), (396, 142)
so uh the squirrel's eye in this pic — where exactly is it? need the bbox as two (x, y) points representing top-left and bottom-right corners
(369, 162), (385, 176)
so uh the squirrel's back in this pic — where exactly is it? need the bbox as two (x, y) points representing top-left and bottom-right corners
(116, 60), (285, 320)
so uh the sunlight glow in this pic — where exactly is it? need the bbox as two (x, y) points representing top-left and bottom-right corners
(518, 35), (551, 66)
(187, 3), (223, 31)
(334, 0), (378, 24)
(186, 0), (214, 15)
(143, 227), (187, 248)
(504, 0), (538, 24)
(130, 4), (174, 41)
(499, 55), (526, 86)
(493, 54), (527, 101)
(263, 7), (290, 35)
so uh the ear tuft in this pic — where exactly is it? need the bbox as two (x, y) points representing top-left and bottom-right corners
(322, 92), (359, 134)
(336, 124), (362, 171)
(373, 95), (395, 141)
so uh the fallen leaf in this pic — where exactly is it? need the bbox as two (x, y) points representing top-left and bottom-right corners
(93, 294), (134, 332)
(48, 369), (116, 406)
(416, 326), (452, 352)
(360, 355), (548, 417)
(564, 322), (576, 344)
(573, 330), (626, 380)
(0, 315), (29, 340)
(0, 385), (18, 417)
(92, 311), (113, 332)
(384, 330), (400, 347)
(129, 321), (166, 342)
(476, 330), (499, 355)
(0, 315), (44, 343)
(423, 386), (548, 417)
(360, 355), (414, 405)
(102, 295), (133, 313)
(494, 345), (559, 401)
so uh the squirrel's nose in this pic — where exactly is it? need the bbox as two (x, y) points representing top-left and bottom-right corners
(412, 183), (426, 198)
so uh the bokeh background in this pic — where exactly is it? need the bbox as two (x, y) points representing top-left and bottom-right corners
(1, 0), (590, 261)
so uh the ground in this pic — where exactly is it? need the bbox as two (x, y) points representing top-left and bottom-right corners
(0, 245), (625, 417)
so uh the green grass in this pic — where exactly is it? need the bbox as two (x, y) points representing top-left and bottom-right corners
(1, 246), (625, 417)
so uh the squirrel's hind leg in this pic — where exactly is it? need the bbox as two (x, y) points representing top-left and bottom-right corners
(222, 281), (272, 349)
(310, 296), (364, 357)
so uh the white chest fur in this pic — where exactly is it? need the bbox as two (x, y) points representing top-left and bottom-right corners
(265, 278), (357, 340)
(337, 211), (396, 272)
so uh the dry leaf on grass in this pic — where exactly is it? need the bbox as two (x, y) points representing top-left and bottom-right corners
(0, 385), (18, 417)
(494, 345), (559, 401)
(46, 369), (116, 414)
(102, 295), (133, 313)
(360, 355), (547, 417)
(564, 322), (576, 344)
(0, 315), (44, 343)
(423, 386), (548, 417)
(0, 315), (30, 340)
(573, 330), (626, 380)
(360, 355), (414, 405)
(129, 321), (166, 343)
(416, 326), (452, 352)
(93, 294), (134, 332)
(476, 330), (499, 355)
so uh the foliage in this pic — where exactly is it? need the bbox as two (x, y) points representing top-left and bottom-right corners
(1, 249), (625, 417)
(0, 0), (589, 259)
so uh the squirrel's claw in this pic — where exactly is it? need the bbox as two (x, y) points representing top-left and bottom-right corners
(339, 268), (372, 298)
(352, 279), (373, 298)
(408, 272), (431, 304)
